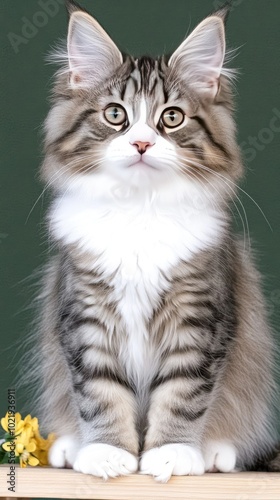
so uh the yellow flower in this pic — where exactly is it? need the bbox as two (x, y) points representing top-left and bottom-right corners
(3, 426), (39, 468)
(1, 411), (56, 467)
(23, 415), (39, 433)
(19, 450), (39, 468)
(1, 412), (25, 435)
(16, 427), (36, 455)
(33, 431), (56, 466)
(2, 426), (36, 456)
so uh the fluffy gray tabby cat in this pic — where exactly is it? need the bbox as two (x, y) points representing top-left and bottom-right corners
(33, 0), (279, 481)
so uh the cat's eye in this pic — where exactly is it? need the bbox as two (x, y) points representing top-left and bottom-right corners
(161, 107), (185, 128)
(104, 104), (127, 126)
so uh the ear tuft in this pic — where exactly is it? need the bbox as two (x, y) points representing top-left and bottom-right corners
(211, 1), (232, 22)
(65, 0), (85, 16)
(168, 15), (226, 99)
(67, 10), (123, 89)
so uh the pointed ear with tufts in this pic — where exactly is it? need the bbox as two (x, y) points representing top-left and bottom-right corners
(67, 7), (123, 88)
(168, 14), (226, 100)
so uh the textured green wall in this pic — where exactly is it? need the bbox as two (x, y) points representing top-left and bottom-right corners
(0, 0), (280, 429)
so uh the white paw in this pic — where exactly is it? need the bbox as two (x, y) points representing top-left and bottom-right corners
(140, 444), (205, 482)
(203, 440), (236, 472)
(73, 443), (138, 479)
(49, 435), (80, 468)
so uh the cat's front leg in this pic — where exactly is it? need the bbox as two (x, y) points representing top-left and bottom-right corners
(140, 366), (213, 481)
(49, 371), (139, 478)
(72, 367), (139, 478)
(48, 313), (139, 479)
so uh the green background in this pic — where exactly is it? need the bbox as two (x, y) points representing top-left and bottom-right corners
(0, 0), (280, 434)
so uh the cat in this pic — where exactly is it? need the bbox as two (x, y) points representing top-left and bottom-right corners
(30, 0), (279, 481)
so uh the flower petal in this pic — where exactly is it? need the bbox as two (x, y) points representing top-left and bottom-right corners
(30, 417), (39, 431)
(16, 422), (25, 434)
(14, 414), (25, 434)
(26, 441), (36, 453)
(28, 456), (39, 466)
(16, 443), (24, 454)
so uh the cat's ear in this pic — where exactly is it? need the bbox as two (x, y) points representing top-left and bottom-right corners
(67, 7), (123, 88)
(168, 14), (226, 99)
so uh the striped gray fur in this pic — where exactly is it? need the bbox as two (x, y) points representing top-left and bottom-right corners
(28, 0), (279, 478)
(35, 237), (276, 468)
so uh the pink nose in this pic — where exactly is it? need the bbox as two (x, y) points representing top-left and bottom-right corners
(132, 141), (153, 154)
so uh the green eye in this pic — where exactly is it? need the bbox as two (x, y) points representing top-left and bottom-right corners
(104, 104), (127, 125)
(161, 107), (185, 128)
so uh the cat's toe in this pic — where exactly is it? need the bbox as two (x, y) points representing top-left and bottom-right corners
(140, 444), (205, 482)
(73, 443), (138, 478)
(49, 435), (80, 468)
(203, 440), (236, 472)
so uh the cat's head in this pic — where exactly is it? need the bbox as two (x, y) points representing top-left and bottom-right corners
(42, 0), (242, 206)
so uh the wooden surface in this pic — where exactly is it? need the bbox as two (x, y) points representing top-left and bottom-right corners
(0, 467), (280, 500)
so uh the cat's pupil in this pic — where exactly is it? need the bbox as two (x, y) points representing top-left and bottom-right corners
(112, 108), (119, 119)
(169, 111), (175, 121)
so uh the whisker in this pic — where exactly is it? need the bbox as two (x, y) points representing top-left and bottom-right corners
(183, 157), (250, 245)
(161, 150), (250, 249)
(179, 151), (272, 232)
(185, 164), (248, 248)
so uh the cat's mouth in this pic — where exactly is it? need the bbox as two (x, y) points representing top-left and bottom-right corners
(129, 155), (158, 170)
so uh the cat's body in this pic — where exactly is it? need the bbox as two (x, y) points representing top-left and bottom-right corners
(32, 1), (278, 481)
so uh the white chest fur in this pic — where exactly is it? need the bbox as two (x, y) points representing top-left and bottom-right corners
(50, 188), (224, 385)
